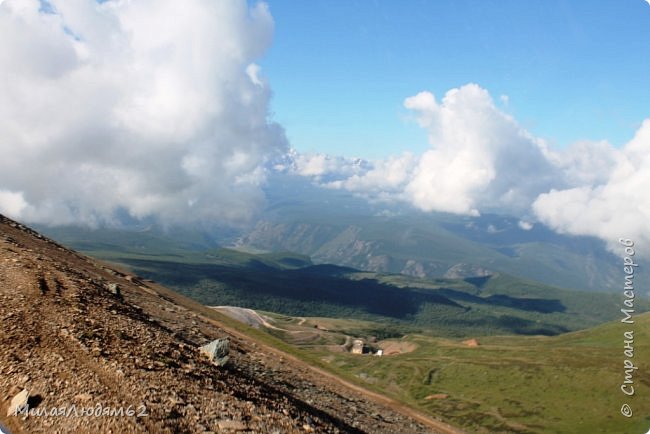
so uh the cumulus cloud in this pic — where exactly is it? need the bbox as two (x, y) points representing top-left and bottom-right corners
(0, 0), (287, 226)
(0, 190), (28, 217)
(518, 220), (534, 231)
(325, 153), (417, 197)
(290, 82), (650, 250)
(542, 139), (623, 187)
(533, 120), (650, 250)
(294, 154), (345, 177)
(401, 85), (564, 215)
(310, 84), (562, 216)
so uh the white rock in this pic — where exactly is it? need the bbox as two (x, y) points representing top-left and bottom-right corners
(7, 389), (29, 417)
(199, 338), (230, 366)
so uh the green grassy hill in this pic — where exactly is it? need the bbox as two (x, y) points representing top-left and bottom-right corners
(299, 311), (650, 433)
(243, 309), (650, 434)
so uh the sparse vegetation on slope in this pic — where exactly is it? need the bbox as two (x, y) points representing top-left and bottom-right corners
(246, 310), (650, 434)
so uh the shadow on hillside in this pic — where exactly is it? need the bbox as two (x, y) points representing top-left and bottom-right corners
(121, 259), (466, 319)
(464, 275), (492, 288)
(438, 287), (566, 314)
(122, 258), (567, 322)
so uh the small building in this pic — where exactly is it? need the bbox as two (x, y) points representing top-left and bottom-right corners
(375, 349), (383, 357)
(351, 339), (364, 354)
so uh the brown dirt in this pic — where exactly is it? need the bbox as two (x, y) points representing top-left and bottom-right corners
(424, 395), (449, 401)
(378, 340), (418, 356)
(461, 339), (480, 347)
(0, 214), (464, 434)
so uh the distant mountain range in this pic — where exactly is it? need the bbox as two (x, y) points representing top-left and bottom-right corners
(32, 221), (644, 339)
(36, 173), (641, 297)
(237, 213), (619, 293)
(222, 174), (627, 294)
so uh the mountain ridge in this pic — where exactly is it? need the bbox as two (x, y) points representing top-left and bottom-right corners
(237, 214), (621, 293)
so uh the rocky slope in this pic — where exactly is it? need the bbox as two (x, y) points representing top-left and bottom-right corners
(0, 214), (458, 434)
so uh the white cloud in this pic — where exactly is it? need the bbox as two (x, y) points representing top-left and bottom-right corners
(289, 82), (650, 251)
(305, 84), (562, 216)
(518, 220), (534, 231)
(289, 152), (368, 180)
(533, 120), (650, 251)
(0, 190), (28, 217)
(542, 139), (623, 187)
(294, 154), (338, 177)
(402, 85), (563, 215)
(326, 153), (416, 196)
(0, 0), (287, 226)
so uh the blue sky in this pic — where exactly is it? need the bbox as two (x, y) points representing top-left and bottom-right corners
(261, 0), (650, 158)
